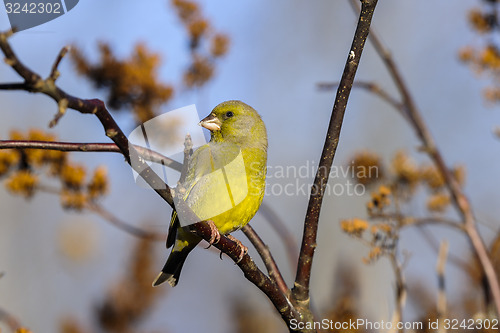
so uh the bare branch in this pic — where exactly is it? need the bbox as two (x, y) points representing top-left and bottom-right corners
(87, 202), (166, 241)
(369, 212), (464, 232)
(318, 80), (405, 118)
(49, 45), (70, 82)
(436, 240), (449, 331)
(259, 202), (299, 272)
(48, 98), (68, 127)
(242, 224), (289, 297)
(292, 0), (379, 308)
(388, 252), (406, 333)
(179, 133), (193, 184)
(416, 226), (471, 274)
(0, 82), (29, 90)
(30, 178), (168, 241)
(0, 306), (22, 331)
(0, 140), (183, 171)
(403, 217), (464, 231)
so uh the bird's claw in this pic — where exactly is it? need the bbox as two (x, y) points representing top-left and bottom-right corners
(227, 234), (248, 264)
(204, 220), (220, 249)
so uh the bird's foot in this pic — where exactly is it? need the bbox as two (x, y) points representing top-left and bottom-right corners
(204, 220), (220, 249)
(227, 234), (248, 264)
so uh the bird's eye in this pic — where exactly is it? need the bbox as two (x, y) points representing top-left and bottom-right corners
(225, 111), (234, 118)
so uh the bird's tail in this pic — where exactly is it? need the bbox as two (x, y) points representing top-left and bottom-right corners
(152, 248), (191, 287)
(153, 229), (201, 287)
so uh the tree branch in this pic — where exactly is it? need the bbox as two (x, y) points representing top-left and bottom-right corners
(0, 82), (28, 90)
(292, 0), (379, 309)
(416, 226), (471, 273)
(0, 140), (183, 171)
(436, 240), (449, 332)
(242, 225), (289, 297)
(49, 46), (70, 82)
(87, 202), (166, 241)
(318, 80), (405, 119)
(388, 252), (406, 333)
(259, 202), (299, 273)
(369, 212), (464, 232)
(0, 306), (22, 331)
(179, 134), (193, 184)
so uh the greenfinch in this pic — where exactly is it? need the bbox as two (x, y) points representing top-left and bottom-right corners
(153, 100), (268, 287)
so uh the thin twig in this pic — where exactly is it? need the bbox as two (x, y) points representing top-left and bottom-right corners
(87, 202), (166, 241)
(49, 47), (70, 126)
(349, 0), (500, 315)
(0, 140), (183, 171)
(49, 98), (68, 127)
(259, 202), (299, 272)
(292, 0), (379, 312)
(49, 45), (70, 82)
(370, 210), (469, 269)
(0, 306), (22, 331)
(34, 181), (167, 241)
(242, 225), (289, 297)
(179, 133), (193, 184)
(416, 226), (471, 273)
(0, 82), (28, 90)
(405, 217), (464, 231)
(388, 252), (406, 333)
(436, 240), (449, 333)
(369, 212), (464, 232)
(318, 80), (405, 119)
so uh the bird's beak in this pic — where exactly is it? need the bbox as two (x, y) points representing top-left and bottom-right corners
(199, 113), (222, 131)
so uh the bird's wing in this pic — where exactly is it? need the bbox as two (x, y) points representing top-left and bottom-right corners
(166, 211), (179, 248)
(166, 142), (246, 247)
(166, 143), (227, 247)
(184, 142), (248, 221)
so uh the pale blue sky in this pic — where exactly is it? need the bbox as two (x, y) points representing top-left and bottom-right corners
(0, 1), (498, 332)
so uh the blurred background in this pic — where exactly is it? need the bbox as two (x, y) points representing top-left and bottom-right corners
(1, 0), (499, 332)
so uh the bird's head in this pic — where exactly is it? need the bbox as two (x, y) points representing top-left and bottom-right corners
(199, 100), (267, 150)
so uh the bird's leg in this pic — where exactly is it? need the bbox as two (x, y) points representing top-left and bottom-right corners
(226, 235), (248, 264)
(204, 220), (221, 249)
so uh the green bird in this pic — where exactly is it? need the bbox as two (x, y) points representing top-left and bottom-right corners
(153, 100), (268, 287)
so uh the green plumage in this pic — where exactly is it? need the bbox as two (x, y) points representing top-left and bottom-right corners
(153, 100), (268, 287)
